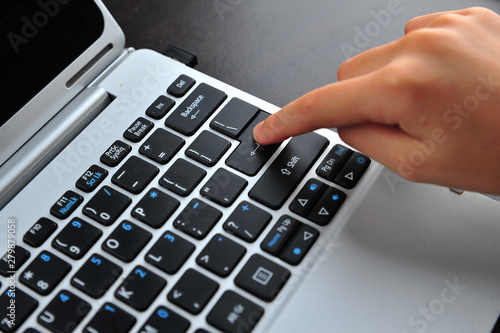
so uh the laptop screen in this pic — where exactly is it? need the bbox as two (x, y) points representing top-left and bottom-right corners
(1, 0), (105, 127)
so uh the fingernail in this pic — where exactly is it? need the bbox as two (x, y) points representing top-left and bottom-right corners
(253, 121), (263, 143)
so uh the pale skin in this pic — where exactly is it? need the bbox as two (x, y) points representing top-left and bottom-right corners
(253, 7), (500, 195)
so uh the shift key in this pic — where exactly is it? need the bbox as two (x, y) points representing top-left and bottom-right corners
(249, 133), (329, 209)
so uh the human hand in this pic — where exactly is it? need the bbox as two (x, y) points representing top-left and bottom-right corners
(253, 7), (500, 194)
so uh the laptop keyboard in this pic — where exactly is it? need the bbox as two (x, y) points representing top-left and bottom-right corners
(0, 73), (370, 333)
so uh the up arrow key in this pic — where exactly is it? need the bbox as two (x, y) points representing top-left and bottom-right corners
(318, 207), (330, 216)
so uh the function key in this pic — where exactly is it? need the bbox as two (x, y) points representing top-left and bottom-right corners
(316, 144), (351, 181)
(334, 152), (371, 189)
(234, 254), (290, 302)
(84, 303), (136, 333)
(210, 98), (259, 139)
(140, 306), (190, 333)
(206, 290), (264, 333)
(123, 117), (154, 143)
(146, 95), (175, 119)
(23, 217), (58, 248)
(185, 130), (231, 167)
(50, 190), (83, 220)
(51, 217), (102, 259)
(111, 156), (159, 194)
(71, 253), (122, 298)
(139, 128), (185, 165)
(145, 231), (195, 275)
(0, 287), (38, 333)
(20, 250), (71, 295)
(83, 185), (131, 226)
(0, 246), (30, 276)
(37, 289), (91, 333)
(100, 140), (131, 167)
(76, 164), (108, 193)
(167, 74), (196, 97)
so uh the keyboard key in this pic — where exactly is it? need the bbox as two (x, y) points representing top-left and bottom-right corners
(289, 179), (327, 217)
(52, 217), (102, 259)
(173, 199), (222, 240)
(140, 306), (190, 333)
(226, 112), (281, 176)
(167, 269), (219, 314)
(76, 164), (108, 193)
(0, 246), (30, 276)
(260, 215), (300, 256)
(185, 130), (231, 166)
(307, 186), (346, 226)
(223, 201), (272, 242)
(50, 190), (83, 219)
(102, 220), (152, 262)
(0, 287), (38, 333)
(37, 289), (91, 333)
(146, 95), (175, 119)
(234, 254), (290, 302)
(132, 188), (180, 228)
(139, 128), (185, 165)
(196, 234), (246, 277)
(100, 140), (131, 167)
(165, 83), (227, 136)
(123, 117), (154, 142)
(145, 231), (195, 274)
(201, 168), (247, 207)
(279, 224), (319, 265)
(115, 265), (166, 311)
(249, 132), (329, 209)
(71, 253), (122, 298)
(334, 151), (371, 189)
(316, 144), (351, 181)
(210, 98), (259, 138)
(23, 217), (58, 248)
(168, 74), (196, 97)
(112, 156), (159, 194)
(83, 185), (131, 226)
(84, 303), (136, 333)
(20, 251), (71, 295)
(159, 158), (206, 196)
(206, 290), (264, 333)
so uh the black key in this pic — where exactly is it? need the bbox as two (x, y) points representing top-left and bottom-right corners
(100, 140), (131, 167)
(316, 144), (351, 181)
(71, 253), (122, 298)
(0, 287), (38, 333)
(234, 254), (290, 302)
(249, 132), (329, 209)
(289, 179), (327, 217)
(132, 187), (180, 228)
(84, 303), (136, 333)
(206, 290), (264, 333)
(167, 74), (196, 97)
(115, 265), (166, 311)
(50, 190), (83, 220)
(201, 168), (247, 207)
(196, 234), (246, 277)
(159, 158), (206, 196)
(307, 186), (346, 226)
(145, 231), (195, 274)
(23, 217), (58, 248)
(167, 269), (219, 314)
(123, 117), (154, 142)
(210, 98), (259, 138)
(139, 128), (185, 165)
(0, 246), (30, 276)
(146, 95), (175, 119)
(226, 112), (281, 176)
(165, 83), (227, 136)
(112, 156), (159, 194)
(76, 164), (108, 193)
(261, 215), (300, 256)
(140, 306), (190, 333)
(83, 185), (131, 226)
(102, 220), (152, 262)
(223, 201), (272, 242)
(334, 151), (371, 189)
(20, 251), (71, 295)
(173, 199), (222, 240)
(279, 224), (319, 265)
(185, 130), (231, 166)
(37, 289), (91, 333)
(52, 217), (101, 259)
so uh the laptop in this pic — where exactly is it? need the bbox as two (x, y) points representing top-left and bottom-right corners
(1, 1), (500, 332)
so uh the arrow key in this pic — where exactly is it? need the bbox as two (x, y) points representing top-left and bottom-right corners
(279, 224), (320, 266)
(289, 178), (327, 217)
(308, 187), (346, 226)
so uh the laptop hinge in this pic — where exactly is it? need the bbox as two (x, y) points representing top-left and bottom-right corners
(0, 86), (111, 209)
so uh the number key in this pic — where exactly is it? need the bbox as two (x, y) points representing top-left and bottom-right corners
(20, 251), (71, 295)
(52, 217), (102, 259)
(102, 221), (152, 262)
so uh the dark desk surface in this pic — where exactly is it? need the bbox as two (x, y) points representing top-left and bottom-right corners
(103, 0), (500, 108)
